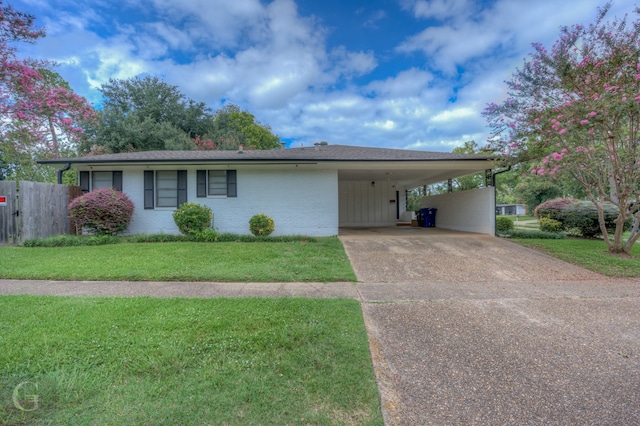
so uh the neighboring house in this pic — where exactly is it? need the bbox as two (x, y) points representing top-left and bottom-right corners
(40, 143), (496, 236)
(496, 204), (527, 216)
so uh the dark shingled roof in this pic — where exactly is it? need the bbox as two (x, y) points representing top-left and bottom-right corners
(39, 144), (494, 164)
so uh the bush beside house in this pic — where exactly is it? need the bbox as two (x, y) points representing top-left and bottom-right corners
(68, 189), (134, 236)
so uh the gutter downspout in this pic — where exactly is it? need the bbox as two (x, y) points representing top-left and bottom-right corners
(57, 163), (71, 184)
(491, 165), (512, 236)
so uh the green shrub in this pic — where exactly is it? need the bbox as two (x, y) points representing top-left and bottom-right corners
(249, 213), (275, 237)
(23, 234), (120, 247)
(534, 198), (626, 238)
(562, 201), (622, 238)
(173, 202), (213, 235)
(126, 233), (190, 243)
(192, 228), (219, 242)
(496, 216), (514, 233)
(539, 217), (563, 232)
(68, 189), (134, 236)
(507, 230), (567, 239)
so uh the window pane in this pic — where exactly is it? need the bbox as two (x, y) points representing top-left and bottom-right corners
(157, 171), (178, 207)
(208, 171), (227, 196)
(92, 172), (112, 190)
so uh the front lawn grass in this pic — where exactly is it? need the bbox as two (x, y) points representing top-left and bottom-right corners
(513, 237), (640, 277)
(0, 296), (382, 425)
(0, 238), (356, 282)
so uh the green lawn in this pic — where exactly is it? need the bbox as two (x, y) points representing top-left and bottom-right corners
(0, 238), (356, 282)
(0, 296), (382, 425)
(513, 238), (640, 277)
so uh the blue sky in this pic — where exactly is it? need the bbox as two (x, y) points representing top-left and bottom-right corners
(10, 0), (637, 151)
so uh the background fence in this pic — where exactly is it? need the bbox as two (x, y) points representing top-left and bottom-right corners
(0, 181), (82, 244)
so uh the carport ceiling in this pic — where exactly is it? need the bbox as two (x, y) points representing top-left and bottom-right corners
(336, 160), (494, 188)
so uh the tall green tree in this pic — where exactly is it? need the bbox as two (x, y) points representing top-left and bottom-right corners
(450, 141), (492, 191)
(90, 76), (214, 153)
(484, 3), (640, 254)
(194, 104), (281, 150)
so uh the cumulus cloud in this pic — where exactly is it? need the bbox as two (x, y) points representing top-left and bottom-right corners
(11, 0), (635, 153)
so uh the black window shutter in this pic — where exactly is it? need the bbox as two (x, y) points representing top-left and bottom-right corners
(144, 170), (154, 209)
(79, 171), (90, 193)
(112, 171), (123, 191)
(177, 170), (188, 205)
(196, 170), (206, 198)
(227, 170), (237, 198)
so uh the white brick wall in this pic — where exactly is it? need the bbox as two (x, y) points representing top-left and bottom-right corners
(99, 166), (339, 237)
(420, 187), (495, 235)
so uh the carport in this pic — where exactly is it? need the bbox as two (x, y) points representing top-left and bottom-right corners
(328, 145), (496, 234)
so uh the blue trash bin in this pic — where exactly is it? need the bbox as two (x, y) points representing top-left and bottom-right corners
(419, 208), (429, 227)
(425, 208), (437, 227)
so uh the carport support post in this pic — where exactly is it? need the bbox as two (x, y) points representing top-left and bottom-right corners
(485, 169), (494, 187)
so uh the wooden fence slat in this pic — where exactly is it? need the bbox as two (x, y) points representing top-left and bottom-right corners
(12, 181), (81, 243)
(0, 181), (17, 244)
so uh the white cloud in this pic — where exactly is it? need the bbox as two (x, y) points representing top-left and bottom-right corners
(411, 0), (474, 20)
(366, 68), (433, 97)
(11, 0), (635, 154)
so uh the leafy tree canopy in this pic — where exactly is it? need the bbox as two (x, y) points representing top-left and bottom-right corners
(89, 77), (281, 153)
(484, 2), (640, 254)
(89, 76), (214, 153)
(194, 104), (281, 151)
(0, 1), (96, 182)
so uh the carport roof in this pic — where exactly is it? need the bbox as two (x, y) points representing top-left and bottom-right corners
(39, 144), (494, 164)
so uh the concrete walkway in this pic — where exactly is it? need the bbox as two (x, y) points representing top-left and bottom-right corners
(1, 228), (639, 425)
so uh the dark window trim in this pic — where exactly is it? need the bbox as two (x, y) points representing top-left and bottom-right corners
(146, 170), (187, 209)
(196, 169), (237, 198)
(144, 170), (154, 209)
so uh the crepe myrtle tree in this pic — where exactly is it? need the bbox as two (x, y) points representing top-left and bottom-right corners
(0, 1), (96, 181)
(484, 3), (640, 254)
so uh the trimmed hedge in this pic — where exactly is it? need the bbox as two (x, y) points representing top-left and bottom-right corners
(173, 202), (213, 235)
(534, 198), (626, 238)
(506, 230), (567, 239)
(249, 213), (275, 237)
(539, 217), (563, 233)
(496, 216), (514, 233)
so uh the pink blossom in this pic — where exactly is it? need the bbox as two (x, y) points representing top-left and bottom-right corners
(537, 168), (545, 176)
(558, 128), (568, 135)
(580, 119), (590, 125)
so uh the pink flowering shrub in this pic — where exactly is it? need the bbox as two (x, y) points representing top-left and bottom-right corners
(68, 189), (134, 235)
(534, 198), (579, 221)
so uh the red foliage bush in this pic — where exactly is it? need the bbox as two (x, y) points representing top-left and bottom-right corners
(68, 189), (134, 235)
(533, 198), (578, 221)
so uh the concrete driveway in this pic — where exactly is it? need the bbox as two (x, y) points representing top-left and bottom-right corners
(340, 227), (640, 425)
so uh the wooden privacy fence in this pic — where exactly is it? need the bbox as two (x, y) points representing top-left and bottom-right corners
(0, 181), (82, 244)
